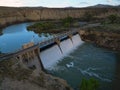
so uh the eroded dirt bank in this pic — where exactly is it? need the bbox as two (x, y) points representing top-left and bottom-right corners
(79, 29), (120, 51)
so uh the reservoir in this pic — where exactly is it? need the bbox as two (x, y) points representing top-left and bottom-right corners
(0, 23), (53, 53)
(0, 23), (119, 90)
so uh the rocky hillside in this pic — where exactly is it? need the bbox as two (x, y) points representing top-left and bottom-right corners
(0, 7), (120, 28)
(0, 58), (73, 90)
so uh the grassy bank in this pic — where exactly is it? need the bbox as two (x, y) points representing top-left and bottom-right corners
(27, 17), (81, 34)
(85, 23), (120, 33)
(27, 22), (69, 34)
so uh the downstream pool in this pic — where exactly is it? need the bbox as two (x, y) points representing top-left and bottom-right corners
(47, 43), (120, 90)
(0, 23), (120, 90)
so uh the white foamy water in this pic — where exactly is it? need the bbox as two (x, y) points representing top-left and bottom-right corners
(40, 34), (84, 69)
(72, 34), (83, 47)
(40, 45), (63, 68)
(79, 68), (112, 82)
(60, 39), (74, 54)
(66, 62), (74, 68)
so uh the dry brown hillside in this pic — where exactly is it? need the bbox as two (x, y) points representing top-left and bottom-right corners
(0, 7), (120, 28)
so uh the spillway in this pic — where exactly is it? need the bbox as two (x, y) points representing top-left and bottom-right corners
(40, 45), (63, 68)
(72, 34), (83, 47)
(40, 34), (84, 69)
(60, 38), (74, 54)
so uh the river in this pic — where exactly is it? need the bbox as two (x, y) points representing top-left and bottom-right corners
(0, 23), (53, 53)
(0, 23), (119, 90)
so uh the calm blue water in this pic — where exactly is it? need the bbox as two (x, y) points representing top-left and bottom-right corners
(0, 23), (53, 53)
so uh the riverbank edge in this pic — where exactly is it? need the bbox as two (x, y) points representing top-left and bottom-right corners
(79, 29), (120, 51)
(0, 58), (73, 90)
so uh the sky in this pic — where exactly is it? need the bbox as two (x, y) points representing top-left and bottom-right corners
(0, 0), (120, 7)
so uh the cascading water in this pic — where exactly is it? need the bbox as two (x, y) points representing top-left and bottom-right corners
(60, 39), (74, 54)
(40, 45), (63, 68)
(40, 34), (84, 69)
(72, 34), (83, 47)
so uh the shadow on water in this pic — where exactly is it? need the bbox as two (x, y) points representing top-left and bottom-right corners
(112, 52), (120, 90)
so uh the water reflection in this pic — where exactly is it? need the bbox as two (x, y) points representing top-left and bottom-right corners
(0, 23), (53, 53)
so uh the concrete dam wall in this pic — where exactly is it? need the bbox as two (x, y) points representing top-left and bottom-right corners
(0, 27), (84, 71)
(40, 34), (84, 69)
(0, 7), (120, 28)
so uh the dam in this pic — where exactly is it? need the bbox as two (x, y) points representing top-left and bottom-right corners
(0, 22), (84, 70)
(40, 34), (83, 68)
(0, 23), (119, 90)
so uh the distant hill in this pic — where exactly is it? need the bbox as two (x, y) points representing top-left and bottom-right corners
(116, 5), (120, 8)
(63, 4), (120, 9)
(88, 4), (120, 8)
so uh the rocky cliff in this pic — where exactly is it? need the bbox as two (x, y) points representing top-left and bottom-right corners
(79, 29), (120, 51)
(0, 7), (120, 28)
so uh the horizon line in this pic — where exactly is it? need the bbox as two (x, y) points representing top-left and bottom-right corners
(0, 4), (119, 8)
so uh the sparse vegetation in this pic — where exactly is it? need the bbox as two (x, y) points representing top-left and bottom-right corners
(83, 12), (94, 22)
(62, 16), (73, 27)
(0, 58), (72, 90)
(0, 59), (32, 81)
(85, 14), (120, 33)
(101, 14), (120, 25)
(108, 14), (118, 24)
(80, 78), (99, 90)
(27, 16), (78, 34)
(36, 72), (45, 86)
(85, 24), (120, 33)
(31, 73), (45, 87)
(27, 21), (62, 34)
(28, 22), (54, 30)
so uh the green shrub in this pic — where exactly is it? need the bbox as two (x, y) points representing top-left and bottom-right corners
(80, 78), (99, 90)
(37, 22), (53, 30)
(62, 16), (73, 27)
(28, 22), (54, 30)
(108, 14), (118, 23)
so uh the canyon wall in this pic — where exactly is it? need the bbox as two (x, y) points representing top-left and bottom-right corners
(0, 7), (120, 28)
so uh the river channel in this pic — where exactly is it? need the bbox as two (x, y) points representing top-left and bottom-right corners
(0, 23), (119, 90)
